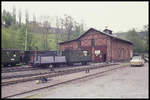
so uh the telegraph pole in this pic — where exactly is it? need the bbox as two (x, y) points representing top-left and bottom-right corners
(25, 9), (29, 51)
(25, 26), (28, 51)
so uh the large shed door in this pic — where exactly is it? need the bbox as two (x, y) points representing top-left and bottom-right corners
(94, 46), (107, 62)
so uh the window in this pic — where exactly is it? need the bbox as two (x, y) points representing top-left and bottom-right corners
(13, 51), (16, 57)
(118, 48), (120, 58)
(122, 48), (124, 58)
(124, 49), (126, 58)
(95, 50), (100, 56)
(91, 39), (95, 47)
(83, 50), (88, 56)
(126, 48), (128, 57)
(13, 51), (16, 54)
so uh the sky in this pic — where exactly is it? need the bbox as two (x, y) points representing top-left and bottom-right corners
(2, 1), (149, 33)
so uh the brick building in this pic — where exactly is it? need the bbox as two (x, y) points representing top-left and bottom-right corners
(59, 28), (133, 62)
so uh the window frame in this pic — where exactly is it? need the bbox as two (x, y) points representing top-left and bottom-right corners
(83, 50), (89, 56)
(122, 48), (124, 58)
(91, 39), (95, 47)
(118, 48), (120, 58)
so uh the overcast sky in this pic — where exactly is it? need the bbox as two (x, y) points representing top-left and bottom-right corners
(2, 1), (148, 33)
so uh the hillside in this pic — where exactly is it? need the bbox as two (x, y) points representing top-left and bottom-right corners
(2, 26), (63, 50)
(32, 33), (59, 50)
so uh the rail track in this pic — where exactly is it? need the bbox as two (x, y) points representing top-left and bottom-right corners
(3, 63), (129, 98)
(2, 63), (108, 79)
(2, 71), (50, 79)
(2, 63), (117, 86)
(2, 66), (39, 73)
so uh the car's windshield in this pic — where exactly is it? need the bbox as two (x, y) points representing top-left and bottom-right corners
(132, 56), (141, 60)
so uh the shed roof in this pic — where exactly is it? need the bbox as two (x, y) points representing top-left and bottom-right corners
(59, 28), (133, 45)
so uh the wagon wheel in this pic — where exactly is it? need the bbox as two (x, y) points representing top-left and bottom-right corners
(82, 62), (87, 65)
(11, 63), (16, 66)
(67, 63), (73, 66)
(3, 63), (9, 67)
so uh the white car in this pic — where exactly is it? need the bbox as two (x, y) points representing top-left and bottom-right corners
(130, 56), (144, 66)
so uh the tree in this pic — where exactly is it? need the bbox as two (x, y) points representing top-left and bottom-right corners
(59, 15), (85, 41)
(55, 16), (61, 50)
(2, 27), (10, 48)
(9, 26), (17, 48)
(17, 25), (26, 50)
(140, 25), (149, 52)
(63, 15), (74, 40)
(126, 29), (145, 53)
(25, 9), (29, 24)
(18, 9), (22, 26)
(2, 9), (14, 27)
(12, 5), (16, 24)
(59, 18), (67, 42)
(73, 21), (84, 39)
(41, 20), (51, 50)
(33, 13), (36, 22)
(16, 25), (35, 50)
(26, 32), (35, 50)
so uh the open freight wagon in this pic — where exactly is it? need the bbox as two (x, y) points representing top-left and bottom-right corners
(29, 49), (91, 67)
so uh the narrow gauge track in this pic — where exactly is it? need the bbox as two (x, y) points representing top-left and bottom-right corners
(2, 64), (24, 70)
(2, 63), (117, 86)
(2, 66), (39, 73)
(3, 63), (129, 98)
(2, 71), (50, 79)
(2, 63), (112, 79)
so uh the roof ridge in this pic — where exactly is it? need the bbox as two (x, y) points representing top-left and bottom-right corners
(59, 28), (133, 45)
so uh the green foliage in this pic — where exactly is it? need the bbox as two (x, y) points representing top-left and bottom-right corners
(2, 10), (15, 27)
(2, 24), (36, 50)
(140, 25), (149, 52)
(57, 15), (84, 42)
(120, 26), (149, 53)
(2, 27), (10, 48)
(17, 25), (26, 50)
(71, 22), (84, 40)
(2, 26), (18, 49)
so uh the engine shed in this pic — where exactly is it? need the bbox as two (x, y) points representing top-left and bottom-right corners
(59, 28), (133, 62)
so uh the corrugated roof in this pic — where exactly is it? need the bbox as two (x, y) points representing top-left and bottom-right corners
(59, 28), (133, 45)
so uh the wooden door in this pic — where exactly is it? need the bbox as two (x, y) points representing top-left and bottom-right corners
(94, 46), (107, 62)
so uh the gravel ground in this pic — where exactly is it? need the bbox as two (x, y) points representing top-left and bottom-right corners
(25, 62), (148, 98)
(3, 62), (148, 98)
(2, 62), (122, 98)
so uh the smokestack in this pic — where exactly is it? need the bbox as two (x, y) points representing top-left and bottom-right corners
(103, 26), (112, 35)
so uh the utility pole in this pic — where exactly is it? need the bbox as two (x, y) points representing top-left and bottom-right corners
(25, 27), (27, 51)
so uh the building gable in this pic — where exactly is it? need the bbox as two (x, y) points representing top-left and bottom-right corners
(59, 28), (133, 45)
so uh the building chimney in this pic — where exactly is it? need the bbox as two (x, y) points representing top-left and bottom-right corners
(103, 26), (112, 34)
